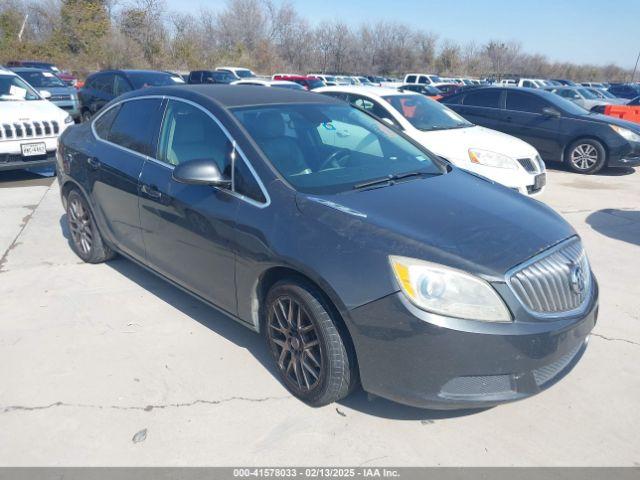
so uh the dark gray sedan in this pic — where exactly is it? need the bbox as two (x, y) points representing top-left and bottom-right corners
(55, 86), (597, 409)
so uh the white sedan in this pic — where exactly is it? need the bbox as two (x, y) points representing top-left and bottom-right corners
(315, 86), (546, 196)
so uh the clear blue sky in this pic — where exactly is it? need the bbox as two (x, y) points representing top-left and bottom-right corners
(164, 0), (640, 69)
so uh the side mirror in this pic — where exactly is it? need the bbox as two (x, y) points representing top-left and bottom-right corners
(40, 90), (52, 99)
(542, 107), (560, 117)
(381, 117), (395, 126)
(172, 159), (231, 187)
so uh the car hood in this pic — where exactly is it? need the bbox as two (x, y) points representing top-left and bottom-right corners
(0, 99), (68, 123)
(583, 111), (640, 132)
(43, 86), (76, 96)
(296, 168), (574, 280)
(410, 125), (537, 162)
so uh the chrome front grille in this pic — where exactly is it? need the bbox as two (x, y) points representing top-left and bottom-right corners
(507, 237), (592, 317)
(517, 155), (544, 173)
(0, 120), (59, 141)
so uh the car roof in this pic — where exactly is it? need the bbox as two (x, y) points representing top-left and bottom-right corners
(317, 85), (414, 97)
(91, 69), (174, 76)
(9, 67), (48, 73)
(125, 84), (344, 108)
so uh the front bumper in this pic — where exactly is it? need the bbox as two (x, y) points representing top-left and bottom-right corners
(608, 141), (640, 168)
(0, 137), (60, 172)
(348, 290), (597, 409)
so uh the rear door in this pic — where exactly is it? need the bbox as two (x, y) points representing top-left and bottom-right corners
(454, 89), (503, 130)
(89, 97), (165, 260)
(503, 90), (562, 159)
(137, 98), (243, 313)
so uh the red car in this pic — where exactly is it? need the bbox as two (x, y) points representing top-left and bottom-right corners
(5, 60), (78, 87)
(272, 74), (325, 90)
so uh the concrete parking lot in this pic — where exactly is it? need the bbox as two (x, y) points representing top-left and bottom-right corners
(0, 165), (639, 466)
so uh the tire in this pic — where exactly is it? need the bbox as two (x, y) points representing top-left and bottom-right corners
(264, 280), (357, 407)
(565, 139), (606, 174)
(65, 189), (115, 263)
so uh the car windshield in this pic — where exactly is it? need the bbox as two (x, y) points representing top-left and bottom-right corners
(232, 103), (444, 194)
(0, 75), (41, 101)
(600, 89), (616, 98)
(18, 71), (66, 88)
(324, 76), (336, 82)
(129, 72), (183, 89)
(548, 93), (590, 115)
(578, 88), (599, 99)
(236, 69), (255, 78)
(383, 94), (473, 131)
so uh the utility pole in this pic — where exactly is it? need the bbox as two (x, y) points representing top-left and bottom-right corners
(632, 49), (640, 83)
(18, 14), (28, 42)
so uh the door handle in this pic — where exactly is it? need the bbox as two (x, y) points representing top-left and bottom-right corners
(141, 184), (162, 199)
(87, 157), (101, 170)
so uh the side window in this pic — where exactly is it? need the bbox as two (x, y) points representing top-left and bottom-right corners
(234, 156), (266, 203)
(406, 75), (416, 83)
(522, 80), (534, 88)
(94, 105), (121, 139)
(418, 76), (428, 84)
(158, 100), (234, 178)
(202, 71), (213, 83)
(189, 72), (201, 83)
(84, 75), (96, 89)
(505, 91), (549, 114)
(463, 89), (501, 108)
(108, 99), (163, 156)
(113, 76), (132, 96)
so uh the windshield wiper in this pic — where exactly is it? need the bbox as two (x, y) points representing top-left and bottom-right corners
(353, 171), (433, 190)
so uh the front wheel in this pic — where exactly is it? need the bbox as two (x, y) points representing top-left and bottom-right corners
(566, 139), (606, 174)
(264, 280), (357, 407)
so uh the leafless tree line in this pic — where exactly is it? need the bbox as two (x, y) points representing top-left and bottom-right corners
(0, 0), (633, 81)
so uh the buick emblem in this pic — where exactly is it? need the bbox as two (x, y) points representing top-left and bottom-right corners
(569, 263), (586, 294)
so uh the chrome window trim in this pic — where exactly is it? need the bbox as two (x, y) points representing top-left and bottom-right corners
(505, 236), (593, 319)
(90, 95), (271, 209)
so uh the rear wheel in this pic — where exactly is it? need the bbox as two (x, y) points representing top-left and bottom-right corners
(66, 189), (115, 263)
(566, 139), (606, 174)
(264, 280), (357, 407)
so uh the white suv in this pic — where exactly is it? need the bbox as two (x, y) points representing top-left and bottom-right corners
(0, 68), (73, 172)
(403, 73), (443, 85)
(316, 86), (546, 196)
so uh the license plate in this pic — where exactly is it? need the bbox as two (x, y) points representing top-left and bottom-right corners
(21, 142), (46, 157)
(534, 173), (546, 189)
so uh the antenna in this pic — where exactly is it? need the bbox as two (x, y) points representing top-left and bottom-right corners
(18, 13), (28, 42)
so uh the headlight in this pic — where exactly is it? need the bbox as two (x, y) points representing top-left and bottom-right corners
(389, 255), (512, 322)
(468, 148), (518, 169)
(64, 114), (74, 124)
(610, 125), (640, 143)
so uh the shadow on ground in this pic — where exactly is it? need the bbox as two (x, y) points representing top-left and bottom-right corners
(59, 213), (488, 421)
(0, 167), (56, 188)
(586, 209), (640, 246)
(545, 163), (636, 177)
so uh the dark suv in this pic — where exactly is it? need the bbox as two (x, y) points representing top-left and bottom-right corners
(187, 70), (235, 84)
(442, 87), (640, 173)
(78, 70), (184, 121)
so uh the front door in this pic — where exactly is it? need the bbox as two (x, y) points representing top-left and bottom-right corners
(89, 97), (164, 260)
(138, 99), (239, 314)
